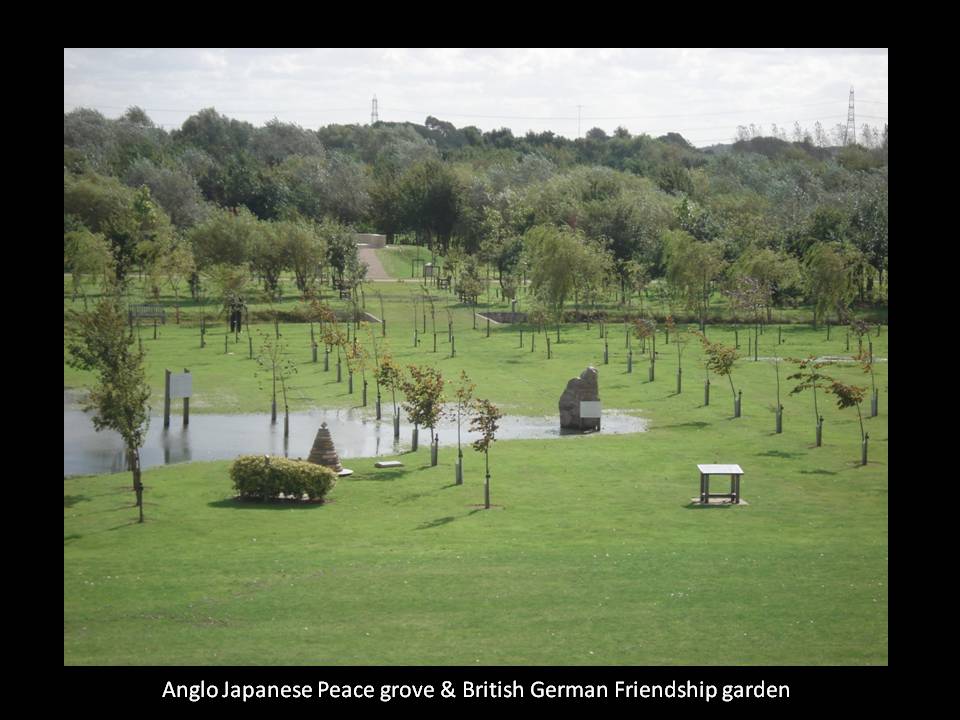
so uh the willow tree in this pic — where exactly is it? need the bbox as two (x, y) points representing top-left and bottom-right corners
(663, 229), (726, 332)
(525, 224), (589, 342)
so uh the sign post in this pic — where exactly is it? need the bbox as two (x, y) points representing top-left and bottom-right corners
(165, 369), (193, 428)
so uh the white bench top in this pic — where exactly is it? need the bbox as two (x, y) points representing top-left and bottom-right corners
(697, 464), (744, 475)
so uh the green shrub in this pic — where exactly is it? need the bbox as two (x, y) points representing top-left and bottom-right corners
(230, 455), (337, 502)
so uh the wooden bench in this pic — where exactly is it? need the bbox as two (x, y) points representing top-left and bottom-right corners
(128, 304), (166, 326)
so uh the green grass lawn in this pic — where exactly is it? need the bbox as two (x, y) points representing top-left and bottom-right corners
(64, 273), (888, 665)
(65, 276), (888, 421)
(64, 418), (887, 665)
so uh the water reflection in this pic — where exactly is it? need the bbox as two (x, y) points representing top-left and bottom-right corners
(64, 391), (646, 477)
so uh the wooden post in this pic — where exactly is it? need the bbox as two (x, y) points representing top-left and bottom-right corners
(627, 350), (633, 374)
(776, 405), (783, 434)
(603, 341), (608, 364)
(248, 334), (253, 359)
(704, 379), (710, 406)
(451, 336), (456, 358)
(163, 369), (171, 429)
(547, 337), (551, 359)
(183, 368), (190, 427)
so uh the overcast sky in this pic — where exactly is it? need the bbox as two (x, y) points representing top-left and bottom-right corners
(64, 48), (888, 147)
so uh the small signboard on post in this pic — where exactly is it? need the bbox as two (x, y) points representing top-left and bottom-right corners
(169, 372), (193, 399)
(164, 369), (192, 428)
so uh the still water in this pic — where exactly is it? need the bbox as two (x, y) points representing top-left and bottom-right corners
(64, 390), (647, 477)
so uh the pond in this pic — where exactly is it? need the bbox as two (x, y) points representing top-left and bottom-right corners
(64, 390), (647, 477)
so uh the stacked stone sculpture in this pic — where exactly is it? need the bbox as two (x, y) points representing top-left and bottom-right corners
(307, 422), (343, 472)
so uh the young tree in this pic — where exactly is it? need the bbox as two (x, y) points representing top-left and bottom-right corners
(788, 356), (834, 447)
(633, 317), (657, 379)
(402, 365), (445, 462)
(854, 338), (879, 418)
(321, 319), (347, 383)
(376, 351), (404, 438)
(470, 398), (504, 509)
(64, 229), (116, 308)
(696, 332), (741, 417)
(826, 380), (869, 465)
(726, 275), (771, 362)
(152, 238), (195, 324)
(345, 336), (369, 403)
(66, 294), (151, 522)
(255, 329), (298, 436)
(449, 371), (476, 484)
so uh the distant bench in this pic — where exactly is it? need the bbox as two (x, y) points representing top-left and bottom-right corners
(128, 304), (166, 326)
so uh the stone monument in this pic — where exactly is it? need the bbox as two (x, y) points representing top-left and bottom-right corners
(559, 367), (600, 430)
(307, 423), (352, 476)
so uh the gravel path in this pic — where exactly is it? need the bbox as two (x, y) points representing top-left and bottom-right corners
(358, 246), (392, 280)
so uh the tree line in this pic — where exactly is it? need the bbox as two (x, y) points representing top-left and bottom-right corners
(65, 106), (888, 323)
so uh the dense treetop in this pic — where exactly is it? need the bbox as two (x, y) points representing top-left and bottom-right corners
(64, 106), (887, 312)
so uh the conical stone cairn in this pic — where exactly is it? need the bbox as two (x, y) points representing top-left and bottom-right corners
(307, 422), (343, 472)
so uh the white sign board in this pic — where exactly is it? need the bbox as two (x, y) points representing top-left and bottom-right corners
(170, 372), (193, 399)
(580, 400), (601, 418)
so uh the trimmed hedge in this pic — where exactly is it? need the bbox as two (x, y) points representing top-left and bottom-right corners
(230, 455), (337, 502)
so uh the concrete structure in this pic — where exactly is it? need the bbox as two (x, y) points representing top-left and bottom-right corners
(355, 233), (386, 248)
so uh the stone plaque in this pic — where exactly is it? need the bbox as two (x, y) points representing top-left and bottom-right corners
(580, 400), (601, 419)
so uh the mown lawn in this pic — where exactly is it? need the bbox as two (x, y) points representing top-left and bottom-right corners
(65, 270), (887, 665)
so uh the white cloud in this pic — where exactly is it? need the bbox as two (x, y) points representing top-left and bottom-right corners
(63, 48), (889, 145)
